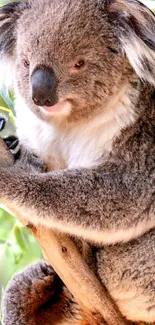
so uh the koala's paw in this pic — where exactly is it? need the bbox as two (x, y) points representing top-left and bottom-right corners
(0, 135), (20, 168)
(4, 135), (20, 157)
(4, 136), (46, 173)
(2, 260), (62, 325)
(3, 136), (46, 173)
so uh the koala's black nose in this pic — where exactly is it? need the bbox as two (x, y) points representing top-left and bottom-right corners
(31, 68), (56, 107)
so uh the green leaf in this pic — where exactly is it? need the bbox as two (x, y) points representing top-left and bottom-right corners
(0, 87), (15, 115)
(14, 226), (27, 252)
(0, 208), (42, 287)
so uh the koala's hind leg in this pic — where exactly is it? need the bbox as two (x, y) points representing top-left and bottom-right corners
(2, 260), (83, 325)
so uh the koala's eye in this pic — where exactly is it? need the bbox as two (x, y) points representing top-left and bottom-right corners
(23, 58), (30, 68)
(69, 58), (86, 73)
(74, 59), (85, 69)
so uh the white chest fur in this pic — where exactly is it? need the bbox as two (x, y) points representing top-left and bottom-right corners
(15, 93), (135, 171)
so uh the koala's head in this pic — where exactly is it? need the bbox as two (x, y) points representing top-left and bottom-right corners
(0, 0), (155, 123)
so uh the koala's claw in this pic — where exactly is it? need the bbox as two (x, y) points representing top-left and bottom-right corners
(0, 118), (5, 131)
(3, 135), (20, 156)
(1, 137), (46, 173)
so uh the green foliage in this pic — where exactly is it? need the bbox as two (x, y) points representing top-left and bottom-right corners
(0, 208), (42, 288)
(0, 0), (20, 5)
(0, 87), (15, 115)
(0, 208), (42, 321)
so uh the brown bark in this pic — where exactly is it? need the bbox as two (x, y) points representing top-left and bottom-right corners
(4, 200), (129, 325)
(28, 224), (130, 325)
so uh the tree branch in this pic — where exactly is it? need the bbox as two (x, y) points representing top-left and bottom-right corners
(30, 225), (130, 325)
(4, 202), (129, 325)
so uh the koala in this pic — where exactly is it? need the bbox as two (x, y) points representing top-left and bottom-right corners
(0, 0), (154, 324)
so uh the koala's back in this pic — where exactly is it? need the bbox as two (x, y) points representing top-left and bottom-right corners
(96, 229), (155, 322)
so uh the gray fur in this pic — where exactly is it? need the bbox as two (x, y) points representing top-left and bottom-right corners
(0, 0), (155, 323)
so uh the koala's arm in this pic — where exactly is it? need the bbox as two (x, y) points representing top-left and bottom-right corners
(0, 157), (154, 244)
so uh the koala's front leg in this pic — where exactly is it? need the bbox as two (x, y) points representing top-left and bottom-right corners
(0, 159), (154, 245)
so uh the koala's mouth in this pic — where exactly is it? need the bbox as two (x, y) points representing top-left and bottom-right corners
(41, 99), (72, 116)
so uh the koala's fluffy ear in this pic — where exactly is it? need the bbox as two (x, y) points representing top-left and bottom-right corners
(0, 2), (22, 86)
(106, 0), (155, 85)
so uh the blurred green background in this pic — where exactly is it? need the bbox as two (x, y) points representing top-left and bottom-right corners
(0, 0), (155, 323)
